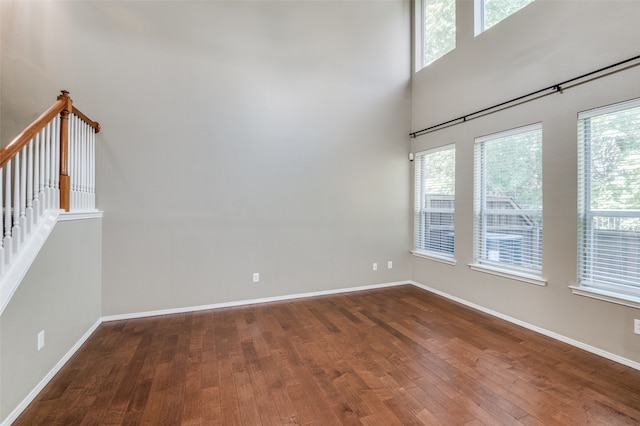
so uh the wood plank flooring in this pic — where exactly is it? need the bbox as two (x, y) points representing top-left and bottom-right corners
(14, 285), (640, 425)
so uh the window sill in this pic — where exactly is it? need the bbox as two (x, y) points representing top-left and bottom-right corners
(411, 251), (457, 266)
(468, 263), (547, 287)
(569, 285), (640, 310)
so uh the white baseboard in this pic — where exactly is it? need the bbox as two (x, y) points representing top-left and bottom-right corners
(1, 318), (102, 426)
(408, 280), (640, 372)
(102, 281), (409, 322)
(100, 279), (640, 372)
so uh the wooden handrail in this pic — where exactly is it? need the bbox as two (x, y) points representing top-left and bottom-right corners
(0, 90), (100, 211)
(72, 107), (101, 133)
(0, 91), (100, 169)
(0, 99), (66, 168)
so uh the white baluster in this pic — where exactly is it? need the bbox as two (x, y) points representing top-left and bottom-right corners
(4, 160), (13, 263)
(67, 115), (72, 210)
(80, 119), (85, 209)
(72, 115), (78, 210)
(79, 118), (85, 209)
(19, 143), (27, 244)
(82, 121), (88, 209)
(36, 130), (43, 218)
(13, 152), (22, 250)
(43, 122), (51, 210)
(49, 119), (55, 209)
(69, 115), (74, 209)
(73, 117), (79, 210)
(90, 124), (96, 209)
(75, 118), (80, 210)
(77, 117), (81, 209)
(70, 115), (76, 210)
(26, 137), (34, 233)
(47, 119), (54, 210)
(53, 117), (60, 209)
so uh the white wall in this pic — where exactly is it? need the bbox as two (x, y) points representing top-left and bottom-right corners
(1, 1), (412, 316)
(411, 0), (640, 363)
(0, 218), (102, 422)
(4, 0), (639, 367)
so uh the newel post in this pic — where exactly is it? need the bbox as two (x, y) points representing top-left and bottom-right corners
(58, 90), (72, 212)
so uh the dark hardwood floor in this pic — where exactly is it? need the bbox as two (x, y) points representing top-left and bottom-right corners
(14, 285), (640, 425)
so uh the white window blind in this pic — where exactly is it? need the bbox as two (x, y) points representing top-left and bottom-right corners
(578, 98), (640, 298)
(473, 124), (543, 276)
(414, 145), (455, 258)
(422, 0), (456, 68)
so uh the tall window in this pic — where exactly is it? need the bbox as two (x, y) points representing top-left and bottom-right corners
(578, 99), (640, 299)
(475, 0), (534, 36)
(414, 145), (456, 259)
(420, 0), (456, 68)
(473, 124), (543, 276)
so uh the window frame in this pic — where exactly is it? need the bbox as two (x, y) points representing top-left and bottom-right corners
(474, 0), (535, 36)
(473, 0), (485, 36)
(471, 123), (546, 285)
(416, 0), (456, 71)
(412, 144), (457, 264)
(573, 98), (640, 309)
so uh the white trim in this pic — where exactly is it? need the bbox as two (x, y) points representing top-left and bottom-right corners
(414, 143), (455, 158)
(475, 122), (542, 144)
(0, 211), (60, 315)
(578, 96), (640, 120)
(58, 210), (103, 221)
(409, 280), (640, 372)
(570, 285), (640, 310)
(418, 0), (456, 69)
(414, 0), (425, 72)
(468, 263), (547, 287)
(102, 281), (409, 322)
(1, 318), (102, 426)
(473, 0), (484, 36)
(411, 251), (457, 266)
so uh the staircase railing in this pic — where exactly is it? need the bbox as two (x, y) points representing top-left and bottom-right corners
(0, 90), (100, 278)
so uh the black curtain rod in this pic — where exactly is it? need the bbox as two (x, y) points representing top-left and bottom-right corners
(409, 54), (640, 139)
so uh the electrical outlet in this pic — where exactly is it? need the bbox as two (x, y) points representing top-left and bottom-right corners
(634, 319), (640, 335)
(388, 261), (393, 269)
(252, 273), (260, 283)
(372, 263), (378, 271)
(37, 330), (45, 351)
